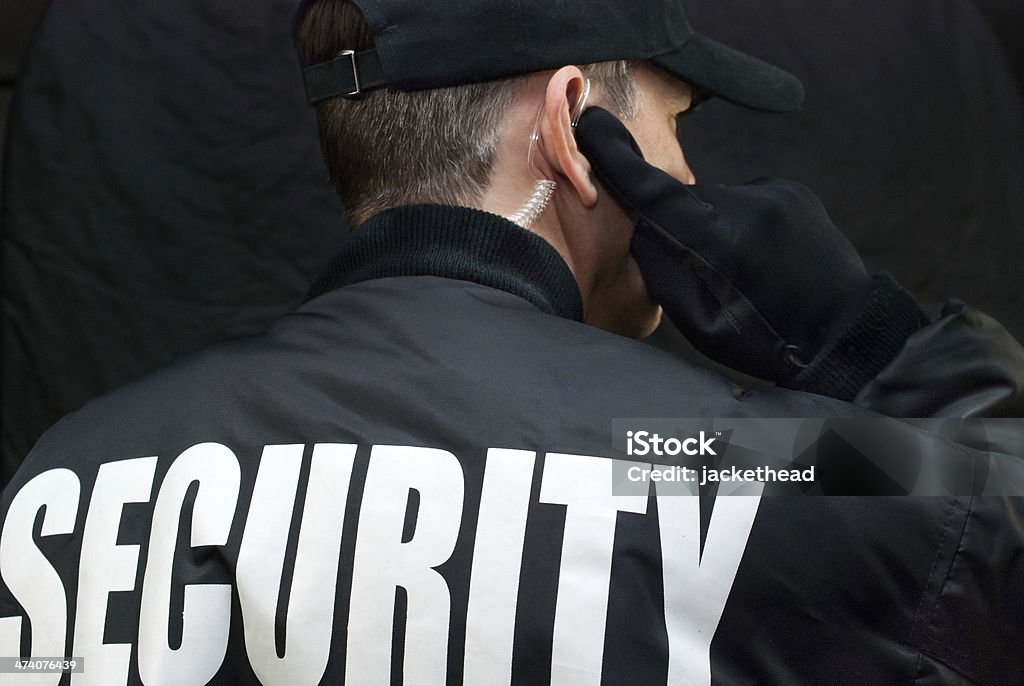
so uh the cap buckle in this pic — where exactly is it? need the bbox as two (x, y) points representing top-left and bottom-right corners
(340, 50), (361, 98)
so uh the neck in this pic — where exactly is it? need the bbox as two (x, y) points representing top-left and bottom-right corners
(479, 174), (582, 286)
(478, 177), (660, 339)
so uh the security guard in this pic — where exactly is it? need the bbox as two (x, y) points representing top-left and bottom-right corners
(1, 0), (1022, 683)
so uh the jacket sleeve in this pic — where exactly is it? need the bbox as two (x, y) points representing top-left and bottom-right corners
(854, 302), (1024, 418)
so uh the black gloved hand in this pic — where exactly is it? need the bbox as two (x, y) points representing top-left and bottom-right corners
(575, 107), (928, 400)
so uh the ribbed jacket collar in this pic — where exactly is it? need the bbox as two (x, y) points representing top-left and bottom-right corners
(307, 205), (584, 321)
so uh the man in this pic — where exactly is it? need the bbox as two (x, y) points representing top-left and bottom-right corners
(0, 1), (1021, 685)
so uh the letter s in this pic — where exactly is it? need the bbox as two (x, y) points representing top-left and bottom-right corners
(0, 469), (81, 684)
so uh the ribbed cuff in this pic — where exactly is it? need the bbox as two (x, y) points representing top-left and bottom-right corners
(791, 274), (928, 401)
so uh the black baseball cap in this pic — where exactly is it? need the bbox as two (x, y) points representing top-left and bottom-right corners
(297, 0), (804, 113)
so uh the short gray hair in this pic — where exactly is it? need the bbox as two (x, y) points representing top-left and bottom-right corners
(299, 0), (640, 228)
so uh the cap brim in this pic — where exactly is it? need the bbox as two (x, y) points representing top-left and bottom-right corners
(652, 33), (805, 113)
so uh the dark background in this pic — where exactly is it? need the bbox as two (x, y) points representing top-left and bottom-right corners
(3, 0), (1024, 486)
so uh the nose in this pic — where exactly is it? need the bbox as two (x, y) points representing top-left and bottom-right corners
(681, 161), (696, 186)
(676, 148), (697, 186)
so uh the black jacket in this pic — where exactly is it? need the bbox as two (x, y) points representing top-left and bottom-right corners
(1, 205), (1021, 685)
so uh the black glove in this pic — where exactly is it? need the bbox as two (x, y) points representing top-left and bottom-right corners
(575, 107), (928, 400)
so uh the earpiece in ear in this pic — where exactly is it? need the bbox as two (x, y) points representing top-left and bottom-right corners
(570, 78), (592, 130)
(506, 78), (591, 229)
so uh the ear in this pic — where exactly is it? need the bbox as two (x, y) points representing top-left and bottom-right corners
(537, 66), (600, 208)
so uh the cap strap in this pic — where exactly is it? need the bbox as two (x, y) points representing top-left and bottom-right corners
(303, 49), (385, 104)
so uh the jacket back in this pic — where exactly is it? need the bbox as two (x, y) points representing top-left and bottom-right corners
(1, 269), (1021, 685)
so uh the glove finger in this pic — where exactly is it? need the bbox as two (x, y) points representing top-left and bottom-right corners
(575, 107), (713, 233)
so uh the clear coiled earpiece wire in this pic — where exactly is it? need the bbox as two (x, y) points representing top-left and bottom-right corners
(506, 78), (591, 230)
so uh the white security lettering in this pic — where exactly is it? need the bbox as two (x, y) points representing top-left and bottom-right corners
(539, 454), (648, 686)
(238, 444), (356, 685)
(72, 457), (157, 686)
(657, 487), (762, 686)
(137, 444), (240, 685)
(463, 449), (536, 685)
(0, 469), (81, 686)
(346, 446), (464, 684)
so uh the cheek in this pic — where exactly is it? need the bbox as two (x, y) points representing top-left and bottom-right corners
(632, 123), (695, 185)
(651, 131), (694, 184)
